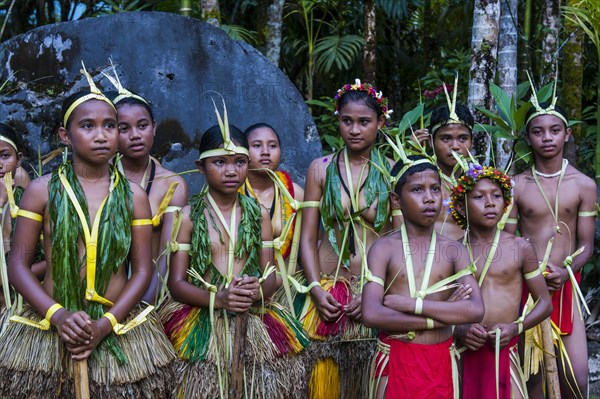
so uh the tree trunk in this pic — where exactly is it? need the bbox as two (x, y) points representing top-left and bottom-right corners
(520, 0), (532, 81)
(562, 0), (583, 167)
(265, 0), (285, 66)
(496, 0), (518, 172)
(363, 0), (376, 84)
(201, 0), (220, 23)
(468, 0), (500, 160)
(540, 0), (561, 84)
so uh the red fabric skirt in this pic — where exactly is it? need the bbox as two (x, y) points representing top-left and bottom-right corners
(551, 270), (580, 335)
(462, 336), (519, 399)
(375, 332), (453, 399)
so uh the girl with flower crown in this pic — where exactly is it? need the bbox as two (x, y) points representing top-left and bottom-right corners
(159, 114), (309, 398)
(299, 79), (398, 398)
(447, 162), (552, 399)
(0, 63), (178, 398)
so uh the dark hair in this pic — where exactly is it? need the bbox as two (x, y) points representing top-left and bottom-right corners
(0, 123), (22, 151)
(199, 124), (248, 155)
(61, 90), (116, 129)
(429, 103), (474, 136)
(337, 90), (383, 118)
(105, 90), (155, 122)
(244, 123), (281, 144)
(391, 155), (439, 195)
(525, 102), (569, 131)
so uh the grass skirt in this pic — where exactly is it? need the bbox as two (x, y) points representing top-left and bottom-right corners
(159, 300), (309, 398)
(275, 272), (376, 398)
(0, 305), (179, 399)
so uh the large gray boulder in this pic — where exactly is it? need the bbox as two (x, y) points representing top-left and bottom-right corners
(0, 12), (321, 193)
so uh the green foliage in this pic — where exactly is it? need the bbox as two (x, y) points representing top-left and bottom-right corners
(472, 80), (557, 170)
(305, 96), (343, 153)
(220, 24), (258, 45)
(313, 34), (364, 73)
(95, 0), (158, 14)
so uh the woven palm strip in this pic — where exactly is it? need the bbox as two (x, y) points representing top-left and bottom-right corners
(0, 306), (180, 398)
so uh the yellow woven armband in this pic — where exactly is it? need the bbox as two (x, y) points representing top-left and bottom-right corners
(9, 303), (63, 331)
(45, 303), (64, 321)
(104, 306), (154, 335)
(523, 267), (542, 280)
(16, 209), (43, 222)
(504, 218), (518, 224)
(426, 317), (434, 330)
(300, 200), (320, 208)
(164, 206), (181, 213)
(169, 241), (190, 252)
(391, 209), (403, 217)
(578, 209), (597, 217)
(364, 269), (384, 287)
(131, 218), (153, 227)
(415, 297), (423, 315)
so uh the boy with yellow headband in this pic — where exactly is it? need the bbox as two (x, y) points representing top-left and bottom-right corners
(506, 94), (597, 398)
(363, 154), (484, 399)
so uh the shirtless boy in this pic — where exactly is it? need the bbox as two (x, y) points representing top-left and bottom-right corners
(363, 155), (484, 399)
(506, 102), (597, 398)
(450, 164), (552, 398)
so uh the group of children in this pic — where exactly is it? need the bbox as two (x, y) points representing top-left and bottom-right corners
(0, 62), (595, 399)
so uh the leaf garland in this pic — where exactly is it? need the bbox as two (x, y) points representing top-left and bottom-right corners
(320, 147), (390, 267)
(49, 161), (133, 364)
(188, 192), (263, 287)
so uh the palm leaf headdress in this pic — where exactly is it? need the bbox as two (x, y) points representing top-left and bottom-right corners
(430, 74), (473, 134)
(198, 93), (249, 160)
(524, 71), (568, 127)
(101, 58), (149, 105)
(62, 60), (115, 127)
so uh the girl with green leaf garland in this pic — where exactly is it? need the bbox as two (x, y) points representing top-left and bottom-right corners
(160, 115), (309, 398)
(0, 64), (178, 398)
(299, 79), (399, 398)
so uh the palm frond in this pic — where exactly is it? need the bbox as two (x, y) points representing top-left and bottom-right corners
(313, 34), (363, 73)
(220, 24), (258, 46)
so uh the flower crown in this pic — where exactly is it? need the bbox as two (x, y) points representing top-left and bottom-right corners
(447, 163), (513, 229)
(334, 78), (393, 120)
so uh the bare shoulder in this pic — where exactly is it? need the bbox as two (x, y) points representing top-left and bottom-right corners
(438, 233), (469, 263)
(153, 163), (189, 204)
(20, 174), (51, 211)
(305, 154), (334, 190)
(568, 165), (596, 190)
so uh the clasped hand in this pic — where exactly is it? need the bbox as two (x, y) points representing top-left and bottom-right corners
(216, 275), (260, 313)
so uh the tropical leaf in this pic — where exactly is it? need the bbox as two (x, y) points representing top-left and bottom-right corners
(376, 0), (423, 19)
(220, 24), (258, 45)
(313, 34), (363, 73)
(398, 103), (424, 134)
